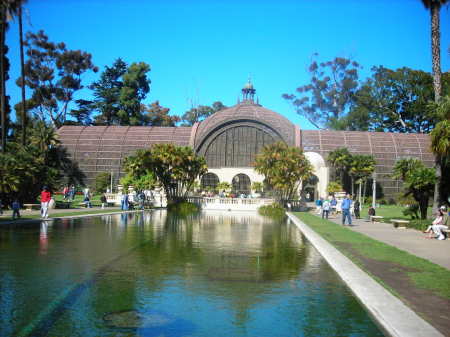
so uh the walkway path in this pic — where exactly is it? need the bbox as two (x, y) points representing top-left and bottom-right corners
(322, 212), (450, 270)
(0, 206), (125, 224)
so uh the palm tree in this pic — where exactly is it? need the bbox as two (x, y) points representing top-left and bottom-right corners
(430, 96), (450, 205)
(0, 0), (26, 152)
(349, 154), (376, 204)
(421, 0), (449, 209)
(327, 148), (352, 189)
(421, 0), (449, 102)
(18, 2), (27, 145)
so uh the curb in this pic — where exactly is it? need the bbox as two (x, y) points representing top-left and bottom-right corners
(287, 212), (443, 337)
(0, 209), (148, 225)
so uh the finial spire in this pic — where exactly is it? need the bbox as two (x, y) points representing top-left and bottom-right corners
(241, 77), (256, 102)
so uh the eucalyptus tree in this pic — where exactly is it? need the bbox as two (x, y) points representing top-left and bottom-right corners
(254, 142), (312, 201)
(283, 55), (361, 129)
(181, 101), (227, 126)
(18, 30), (98, 127)
(143, 101), (179, 126)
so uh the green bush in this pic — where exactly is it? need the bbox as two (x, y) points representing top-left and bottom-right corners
(403, 204), (420, 219)
(258, 203), (286, 218)
(407, 219), (432, 231)
(387, 197), (396, 205)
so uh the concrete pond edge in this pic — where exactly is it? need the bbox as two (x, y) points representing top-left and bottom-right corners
(286, 212), (443, 337)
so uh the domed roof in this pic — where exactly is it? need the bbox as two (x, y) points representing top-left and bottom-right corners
(194, 101), (296, 149)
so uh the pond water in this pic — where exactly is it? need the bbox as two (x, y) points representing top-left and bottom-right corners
(0, 211), (383, 337)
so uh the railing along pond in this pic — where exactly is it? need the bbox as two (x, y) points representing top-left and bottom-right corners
(187, 196), (275, 211)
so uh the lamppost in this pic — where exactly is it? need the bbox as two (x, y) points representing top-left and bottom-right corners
(372, 172), (377, 209)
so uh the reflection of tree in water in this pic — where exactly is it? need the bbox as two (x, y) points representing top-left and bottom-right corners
(130, 212), (310, 328)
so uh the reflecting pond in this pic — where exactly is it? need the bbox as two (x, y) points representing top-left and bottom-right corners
(0, 211), (383, 337)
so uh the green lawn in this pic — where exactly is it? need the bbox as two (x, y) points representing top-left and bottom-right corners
(54, 193), (102, 206)
(293, 212), (450, 299)
(361, 204), (432, 229)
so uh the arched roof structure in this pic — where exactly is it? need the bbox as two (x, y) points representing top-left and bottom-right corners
(300, 130), (434, 197)
(57, 125), (191, 185)
(194, 101), (296, 151)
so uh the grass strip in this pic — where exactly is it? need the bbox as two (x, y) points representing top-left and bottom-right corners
(293, 212), (450, 299)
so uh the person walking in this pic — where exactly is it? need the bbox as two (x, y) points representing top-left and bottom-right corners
(322, 197), (331, 219)
(100, 193), (107, 209)
(330, 196), (337, 215)
(341, 194), (353, 226)
(354, 199), (361, 219)
(12, 199), (21, 219)
(40, 186), (52, 219)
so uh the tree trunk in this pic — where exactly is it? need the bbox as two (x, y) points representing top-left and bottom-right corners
(430, 3), (442, 103)
(430, 3), (442, 212)
(351, 176), (354, 196)
(362, 179), (367, 205)
(19, 5), (27, 146)
(0, 5), (5, 153)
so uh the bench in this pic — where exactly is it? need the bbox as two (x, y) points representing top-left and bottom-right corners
(391, 219), (410, 229)
(23, 203), (40, 211)
(56, 201), (71, 209)
(370, 215), (384, 223)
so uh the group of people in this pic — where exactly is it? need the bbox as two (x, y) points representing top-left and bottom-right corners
(120, 190), (147, 211)
(424, 206), (449, 240)
(316, 194), (373, 226)
(62, 185), (76, 201)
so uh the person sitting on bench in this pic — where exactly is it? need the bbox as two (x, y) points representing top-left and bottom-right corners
(423, 206), (448, 240)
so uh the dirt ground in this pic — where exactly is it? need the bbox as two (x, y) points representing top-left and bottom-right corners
(335, 243), (450, 337)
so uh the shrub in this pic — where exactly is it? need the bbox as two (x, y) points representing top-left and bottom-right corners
(403, 204), (420, 219)
(407, 219), (432, 231)
(94, 172), (111, 193)
(387, 197), (396, 205)
(258, 203), (286, 218)
(327, 181), (343, 194)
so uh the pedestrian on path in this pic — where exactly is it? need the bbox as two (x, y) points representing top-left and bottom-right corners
(354, 199), (361, 219)
(40, 186), (52, 219)
(12, 199), (21, 219)
(100, 193), (107, 209)
(322, 197), (331, 219)
(341, 194), (352, 226)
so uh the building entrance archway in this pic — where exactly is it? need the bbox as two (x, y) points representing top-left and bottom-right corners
(232, 174), (251, 195)
(201, 172), (219, 191)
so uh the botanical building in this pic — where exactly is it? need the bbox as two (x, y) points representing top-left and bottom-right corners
(57, 82), (434, 199)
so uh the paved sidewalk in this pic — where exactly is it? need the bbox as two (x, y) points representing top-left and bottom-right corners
(322, 213), (450, 270)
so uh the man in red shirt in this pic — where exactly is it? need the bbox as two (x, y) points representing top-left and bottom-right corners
(40, 186), (52, 219)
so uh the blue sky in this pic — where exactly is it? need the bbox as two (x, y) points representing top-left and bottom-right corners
(5, 0), (450, 129)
